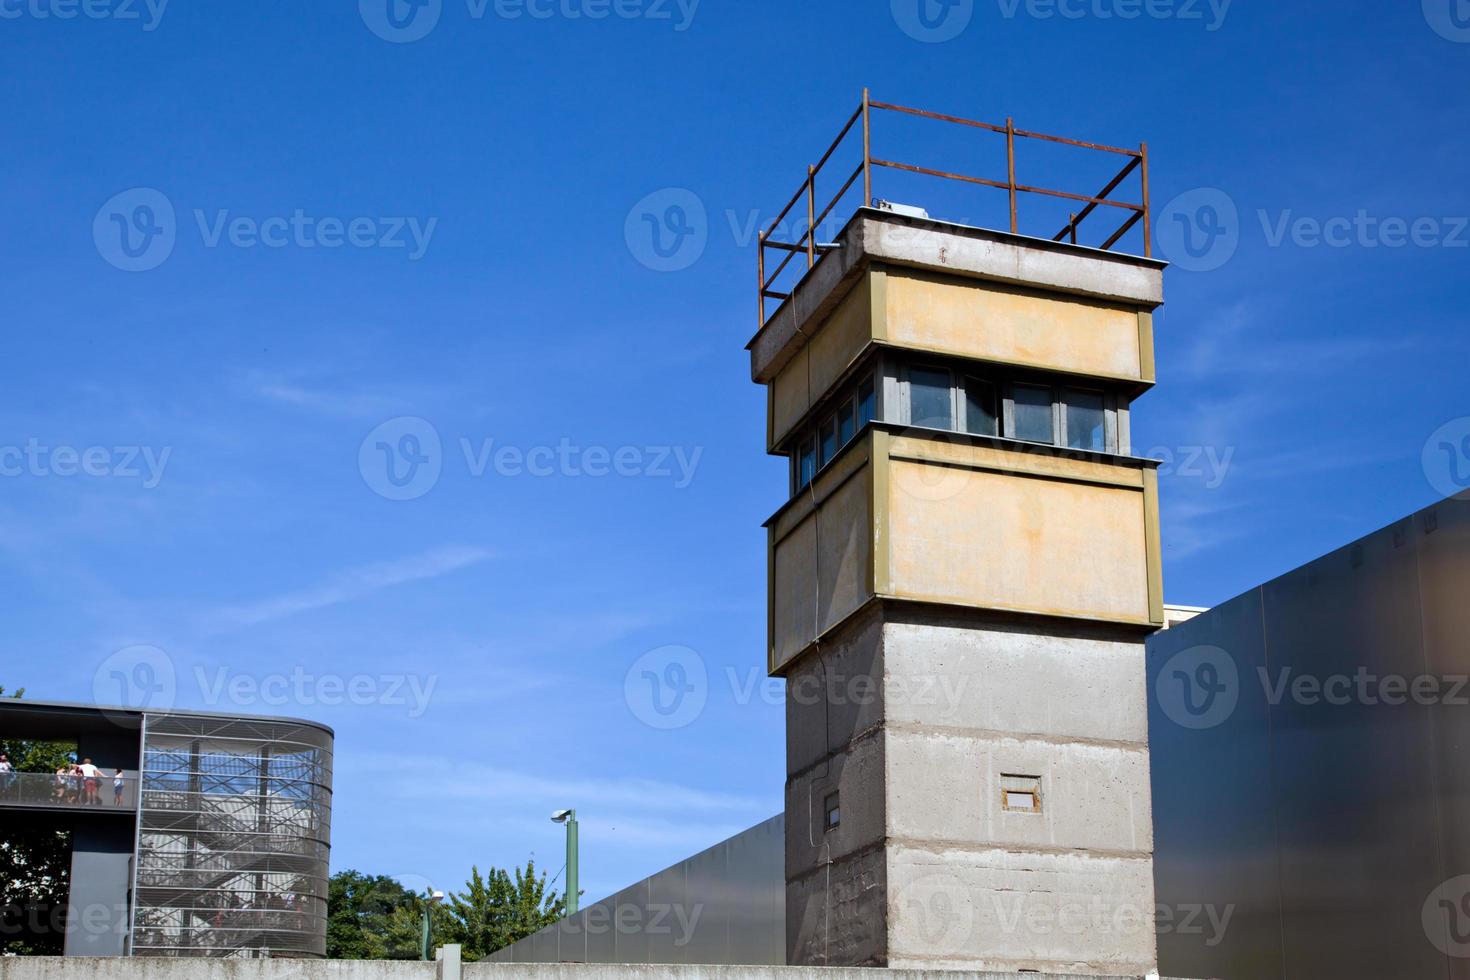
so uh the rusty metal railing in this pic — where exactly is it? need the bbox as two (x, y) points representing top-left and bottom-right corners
(757, 89), (1152, 326)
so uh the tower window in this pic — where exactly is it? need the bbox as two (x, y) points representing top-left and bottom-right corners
(1010, 383), (1055, 444)
(857, 377), (875, 426)
(908, 365), (954, 429)
(838, 397), (856, 444)
(1064, 388), (1107, 452)
(819, 415), (838, 467)
(798, 437), (816, 490)
(964, 376), (999, 436)
(824, 791), (841, 831)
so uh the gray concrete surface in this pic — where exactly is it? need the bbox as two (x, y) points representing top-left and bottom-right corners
(0, 959), (1198, 980)
(784, 604), (1158, 974)
(748, 209), (1167, 383)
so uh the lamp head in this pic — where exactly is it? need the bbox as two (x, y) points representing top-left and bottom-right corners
(550, 809), (574, 823)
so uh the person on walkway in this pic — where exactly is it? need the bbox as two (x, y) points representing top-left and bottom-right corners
(0, 754), (13, 798)
(113, 768), (126, 806)
(78, 758), (101, 805)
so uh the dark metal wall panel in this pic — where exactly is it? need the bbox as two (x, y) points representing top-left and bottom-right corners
(1262, 519), (1442, 980)
(1148, 587), (1282, 980)
(1419, 501), (1470, 980)
(1151, 495), (1470, 980)
(488, 815), (784, 965)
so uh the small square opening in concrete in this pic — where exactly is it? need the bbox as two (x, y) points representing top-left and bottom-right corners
(1000, 774), (1042, 814)
(823, 791), (841, 831)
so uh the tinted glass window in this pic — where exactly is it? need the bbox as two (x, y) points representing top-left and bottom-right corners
(857, 378), (875, 426)
(964, 378), (998, 436)
(838, 398), (855, 444)
(1012, 384), (1055, 444)
(819, 416), (838, 466)
(799, 439), (816, 488)
(908, 367), (953, 429)
(1065, 389), (1107, 451)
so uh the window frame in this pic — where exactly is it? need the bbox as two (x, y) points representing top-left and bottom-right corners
(961, 374), (1000, 437)
(1060, 385), (1110, 453)
(1004, 381), (1058, 446)
(902, 363), (958, 430)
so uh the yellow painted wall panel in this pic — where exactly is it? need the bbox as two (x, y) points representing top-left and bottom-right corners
(772, 517), (818, 671)
(769, 277), (873, 447)
(885, 269), (1144, 382)
(817, 468), (872, 636)
(885, 460), (1152, 623)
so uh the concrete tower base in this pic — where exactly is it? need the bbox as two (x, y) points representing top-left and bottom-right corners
(785, 601), (1157, 974)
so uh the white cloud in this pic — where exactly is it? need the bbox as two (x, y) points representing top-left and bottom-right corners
(202, 545), (492, 632)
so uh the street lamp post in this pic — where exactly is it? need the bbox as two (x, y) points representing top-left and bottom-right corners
(421, 890), (444, 961)
(551, 809), (579, 916)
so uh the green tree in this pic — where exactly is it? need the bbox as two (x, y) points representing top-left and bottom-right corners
(327, 871), (418, 959)
(0, 686), (78, 956)
(446, 860), (564, 960)
(326, 860), (563, 961)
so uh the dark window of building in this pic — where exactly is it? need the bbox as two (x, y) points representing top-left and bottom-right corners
(798, 438), (816, 489)
(1065, 389), (1107, 452)
(909, 366), (953, 429)
(857, 377), (875, 426)
(819, 415), (838, 467)
(838, 397), (856, 444)
(964, 377), (999, 437)
(824, 792), (841, 831)
(1011, 384), (1055, 444)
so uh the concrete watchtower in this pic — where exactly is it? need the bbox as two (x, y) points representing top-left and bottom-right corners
(751, 93), (1165, 975)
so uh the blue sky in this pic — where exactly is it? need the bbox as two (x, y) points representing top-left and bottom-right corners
(2, 0), (1468, 904)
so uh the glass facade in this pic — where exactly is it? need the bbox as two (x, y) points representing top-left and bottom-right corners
(131, 714), (333, 959)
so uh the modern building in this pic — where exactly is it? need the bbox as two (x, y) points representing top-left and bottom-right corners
(0, 700), (333, 959)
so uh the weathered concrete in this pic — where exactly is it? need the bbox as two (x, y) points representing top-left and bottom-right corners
(0, 959), (1197, 980)
(748, 209), (1166, 384)
(784, 603), (1157, 975)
